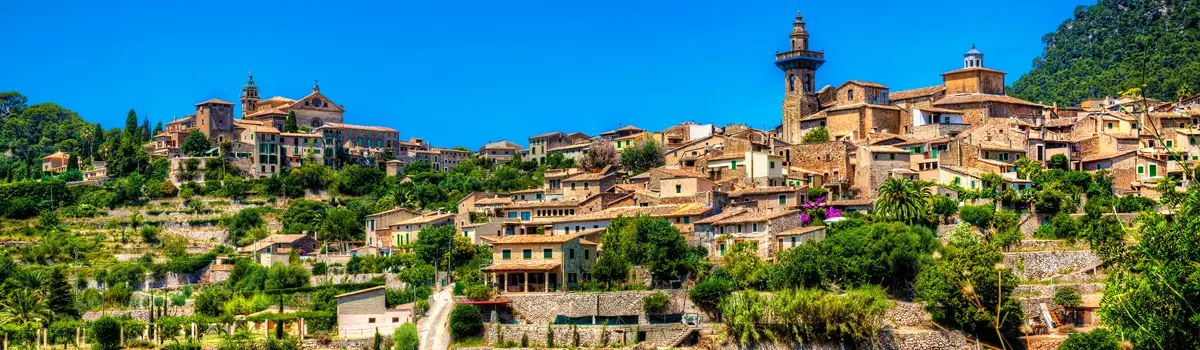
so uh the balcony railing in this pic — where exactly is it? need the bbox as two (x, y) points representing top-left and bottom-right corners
(775, 49), (824, 61)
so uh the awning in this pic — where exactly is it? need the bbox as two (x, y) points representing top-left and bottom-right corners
(481, 262), (561, 272)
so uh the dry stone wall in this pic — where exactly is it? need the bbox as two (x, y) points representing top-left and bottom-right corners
(1004, 250), (1101, 280)
(503, 289), (701, 325)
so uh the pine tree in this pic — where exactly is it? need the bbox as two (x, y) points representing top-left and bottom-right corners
(152, 121), (163, 137)
(141, 117), (151, 141)
(67, 153), (79, 171)
(124, 109), (138, 135)
(47, 268), (79, 321)
(284, 111), (299, 133)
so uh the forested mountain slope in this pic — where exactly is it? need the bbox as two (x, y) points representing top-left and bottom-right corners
(1011, 0), (1200, 105)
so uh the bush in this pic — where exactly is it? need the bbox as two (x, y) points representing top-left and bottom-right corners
(959, 204), (994, 229)
(1115, 195), (1155, 213)
(90, 316), (123, 350)
(689, 272), (734, 314)
(1054, 286), (1082, 308)
(643, 291), (669, 314)
(394, 323), (419, 350)
(140, 225), (162, 243)
(1058, 328), (1120, 350)
(311, 262), (328, 275)
(449, 304), (483, 339)
(463, 284), (494, 301)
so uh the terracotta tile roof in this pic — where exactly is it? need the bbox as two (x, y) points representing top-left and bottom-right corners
(530, 131), (566, 139)
(694, 207), (750, 225)
(335, 286), (385, 299)
(1081, 150), (1136, 163)
(1044, 118), (1078, 127)
(280, 132), (321, 138)
(1104, 133), (1139, 140)
(787, 166), (820, 176)
(613, 184), (645, 192)
(613, 132), (649, 141)
(42, 151), (69, 160)
(865, 145), (908, 153)
(895, 137), (952, 147)
(579, 239), (599, 246)
(976, 158), (1013, 167)
(195, 98), (234, 106)
(565, 171), (618, 182)
(501, 200), (580, 210)
(652, 167), (708, 179)
(319, 122), (397, 133)
(712, 209), (800, 225)
(729, 186), (802, 197)
(940, 66), (1007, 76)
(941, 165), (983, 177)
(481, 140), (522, 150)
(507, 188), (545, 194)
(556, 203), (711, 223)
(933, 93), (1044, 108)
(366, 207), (419, 218)
(481, 262), (561, 272)
(601, 125), (644, 135)
(914, 106), (964, 114)
(393, 213), (454, 226)
(799, 110), (829, 121)
(825, 102), (902, 113)
(843, 80), (889, 89)
(776, 225), (826, 236)
(481, 231), (589, 245)
(475, 197), (513, 205)
(889, 86), (946, 101)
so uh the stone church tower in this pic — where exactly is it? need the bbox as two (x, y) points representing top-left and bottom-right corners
(777, 11), (825, 144)
(240, 72), (260, 117)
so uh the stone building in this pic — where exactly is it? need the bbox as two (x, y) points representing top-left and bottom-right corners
(41, 151), (70, 172)
(315, 123), (399, 168)
(194, 98), (237, 143)
(930, 46), (1045, 125)
(364, 207), (421, 250)
(335, 286), (413, 338)
(481, 232), (598, 293)
(777, 11), (825, 144)
(727, 186), (806, 211)
(390, 212), (454, 248)
(854, 145), (912, 199)
(240, 74), (345, 130)
(695, 208), (807, 259)
(528, 132), (572, 165)
(238, 234), (321, 266)
(478, 140), (523, 163)
(548, 203), (713, 236)
(561, 167), (620, 201)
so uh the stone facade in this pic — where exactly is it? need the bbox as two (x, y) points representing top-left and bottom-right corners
(780, 141), (853, 186)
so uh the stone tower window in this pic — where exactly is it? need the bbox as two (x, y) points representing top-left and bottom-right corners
(788, 75), (797, 92)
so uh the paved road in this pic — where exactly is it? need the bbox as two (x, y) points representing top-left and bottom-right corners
(418, 283), (454, 350)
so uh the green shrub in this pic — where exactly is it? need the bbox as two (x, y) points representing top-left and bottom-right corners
(393, 323), (419, 350)
(1054, 286), (1082, 308)
(959, 204), (994, 229)
(90, 316), (123, 350)
(643, 291), (669, 314)
(464, 284), (494, 301)
(449, 304), (483, 339)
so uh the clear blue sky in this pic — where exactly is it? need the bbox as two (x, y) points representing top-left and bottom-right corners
(2, 0), (1090, 149)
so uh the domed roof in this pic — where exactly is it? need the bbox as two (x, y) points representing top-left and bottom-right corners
(966, 44), (982, 55)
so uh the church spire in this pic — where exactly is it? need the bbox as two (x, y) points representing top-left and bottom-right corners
(790, 11), (809, 51)
(244, 71), (256, 88)
(312, 80), (320, 93)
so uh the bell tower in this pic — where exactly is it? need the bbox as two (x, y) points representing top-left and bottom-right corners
(964, 44), (983, 68)
(777, 11), (825, 144)
(240, 72), (259, 117)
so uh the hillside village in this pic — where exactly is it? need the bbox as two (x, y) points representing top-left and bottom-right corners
(1, 6), (1199, 350)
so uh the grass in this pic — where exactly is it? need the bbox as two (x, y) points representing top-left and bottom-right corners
(451, 337), (488, 348)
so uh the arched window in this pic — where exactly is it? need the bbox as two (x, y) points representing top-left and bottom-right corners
(804, 74), (814, 92)
(788, 75), (797, 92)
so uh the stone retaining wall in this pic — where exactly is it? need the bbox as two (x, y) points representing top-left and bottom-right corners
(884, 301), (931, 328)
(1018, 214), (1051, 239)
(82, 308), (194, 321)
(1004, 250), (1101, 280)
(483, 324), (648, 348)
(714, 328), (975, 350)
(162, 230), (228, 242)
(1013, 283), (1104, 298)
(503, 289), (701, 325)
(311, 273), (403, 289)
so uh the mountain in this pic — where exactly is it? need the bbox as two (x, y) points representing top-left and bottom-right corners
(1011, 0), (1200, 106)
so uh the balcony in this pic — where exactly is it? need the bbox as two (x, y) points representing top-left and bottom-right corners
(774, 50), (825, 70)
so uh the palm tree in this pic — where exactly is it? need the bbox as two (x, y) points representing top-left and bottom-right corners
(0, 288), (53, 326)
(875, 177), (933, 224)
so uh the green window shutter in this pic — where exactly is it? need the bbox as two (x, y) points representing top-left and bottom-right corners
(971, 180), (976, 189)
(683, 217), (690, 224)
(571, 183), (576, 190)
(675, 185), (681, 193)
(543, 249), (552, 258)
(731, 161), (737, 169)
(890, 154), (895, 160)
(502, 250), (511, 259)
(1167, 140), (1173, 148)
(779, 195), (787, 205)
(769, 161), (775, 168)
(523, 249), (532, 259)
(1150, 164), (1157, 177)
(752, 223), (758, 231)
(1138, 165), (1144, 174)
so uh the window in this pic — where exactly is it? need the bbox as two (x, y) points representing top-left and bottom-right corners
(1166, 140), (1174, 148)
(568, 273), (577, 283)
(502, 250), (511, 259)
(675, 185), (681, 194)
(719, 244), (726, 255)
(584, 249), (590, 259)
(769, 161), (775, 169)
(523, 249), (532, 259)
(683, 217), (690, 224)
(569, 249), (575, 259)
(1150, 164), (1158, 177)
(752, 223), (758, 231)
(847, 90), (854, 100)
(393, 317), (399, 323)
(889, 153), (896, 160)
(584, 183), (589, 190)
(543, 249), (552, 258)
(779, 195), (787, 205)
(971, 180), (976, 189)
(731, 161), (737, 169)
(1138, 165), (1144, 174)
(1107, 122), (1113, 129)
(369, 318), (376, 324)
